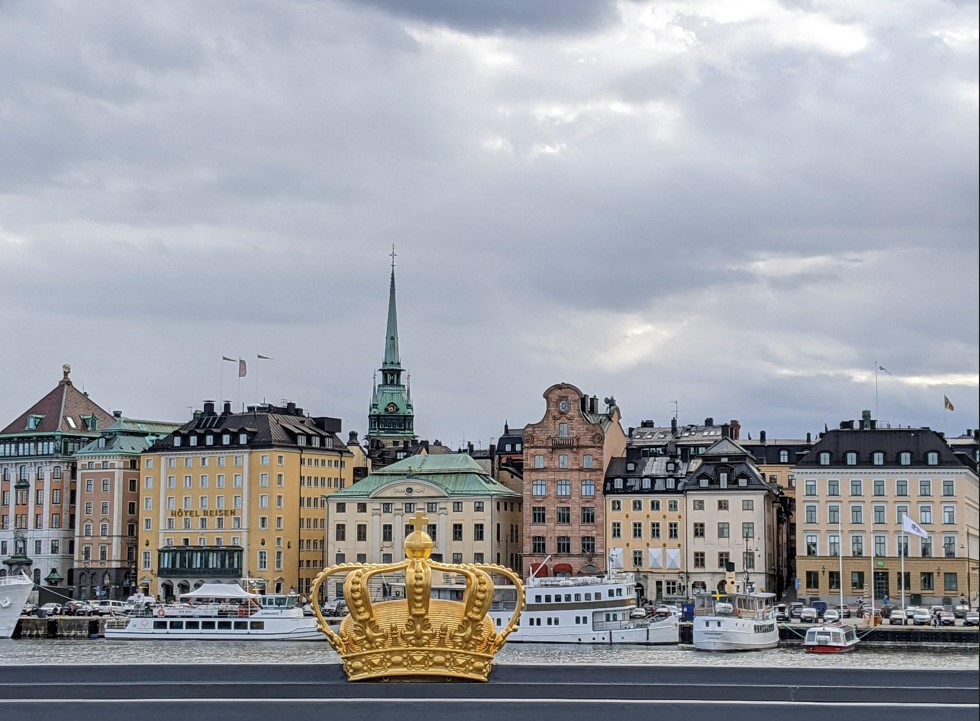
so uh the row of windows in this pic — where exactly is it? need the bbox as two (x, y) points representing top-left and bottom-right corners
(803, 570), (960, 593)
(531, 479), (596, 497)
(802, 504), (956, 526)
(0, 440), (60, 457)
(815, 450), (943, 466)
(531, 506), (596, 524)
(803, 478), (955, 497)
(530, 453), (595, 469)
(333, 500), (515, 514)
(803, 532), (965, 557)
(335, 522), (487, 543)
(157, 452), (347, 469)
(1, 465), (65, 480)
(530, 536), (596, 554)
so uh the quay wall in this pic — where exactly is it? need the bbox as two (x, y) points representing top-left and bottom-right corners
(13, 616), (979, 649)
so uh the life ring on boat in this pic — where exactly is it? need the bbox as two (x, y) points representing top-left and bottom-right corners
(155, 607), (165, 617)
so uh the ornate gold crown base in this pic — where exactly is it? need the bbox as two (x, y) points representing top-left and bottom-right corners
(343, 648), (496, 683)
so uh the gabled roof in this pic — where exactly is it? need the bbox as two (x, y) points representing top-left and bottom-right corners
(1, 367), (113, 436)
(700, 438), (750, 458)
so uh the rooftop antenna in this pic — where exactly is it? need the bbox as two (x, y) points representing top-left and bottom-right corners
(671, 400), (680, 423)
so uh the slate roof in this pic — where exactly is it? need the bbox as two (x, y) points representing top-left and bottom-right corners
(0, 370), (114, 436)
(147, 403), (348, 453)
(331, 453), (519, 499)
(797, 426), (974, 470)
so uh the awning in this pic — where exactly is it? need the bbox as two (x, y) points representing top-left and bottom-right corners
(553, 563), (573, 576)
(528, 563), (549, 577)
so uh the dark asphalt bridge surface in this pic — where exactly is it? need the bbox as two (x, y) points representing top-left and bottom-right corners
(2, 663), (976, 721)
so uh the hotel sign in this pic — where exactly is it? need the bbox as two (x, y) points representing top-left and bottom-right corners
(169, 509), (238, 518)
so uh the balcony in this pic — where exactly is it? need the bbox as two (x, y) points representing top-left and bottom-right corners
(551, 437), (576, 448)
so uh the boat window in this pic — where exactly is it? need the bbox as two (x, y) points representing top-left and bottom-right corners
(218, 621), (232, 630)
(170, 621), (184, 629)
(575, 593), (581, 601)
(545, 595), (551, 602)
(201, 621), (215, 629)
(234, 621), (248, 630)
(565, 594), (572, 602)
(585, 593), (591, 601)
(251, 622), (264, 630)
(185, 621), (200, 630)
(153, 621), (167, 629)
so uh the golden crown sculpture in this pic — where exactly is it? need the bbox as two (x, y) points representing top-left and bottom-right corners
(311, 511), (525, 682)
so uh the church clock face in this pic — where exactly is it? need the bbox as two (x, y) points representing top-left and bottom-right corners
(386, 402), (398, 413)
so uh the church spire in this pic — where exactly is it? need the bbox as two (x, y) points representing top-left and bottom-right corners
(383, 245), (400, 368)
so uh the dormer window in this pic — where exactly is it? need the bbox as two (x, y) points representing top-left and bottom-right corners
(872, 451), (884, 466)
(845, 452), (857, 466)
(222, 434), (231, 445)
(899, 452), (911, 466)
(173, 436), (182, 447)
(239, 433), (248, 444)
(819, 452), (831, 465)
(189, 435), (198, 447)
(779, 450), (789, 463)
(626, 462), (636, 472)
(297, 435), (307, 447)
(27, 415), (43, 430)
(311, 436), (320, 447)
(98, 437), (106, 449)
(205, 435), (214, 446)
(926, 451), (939, 466)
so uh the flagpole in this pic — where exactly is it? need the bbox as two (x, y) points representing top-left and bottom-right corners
(874, 361), (879, 419)
(901, 535), (906, 611)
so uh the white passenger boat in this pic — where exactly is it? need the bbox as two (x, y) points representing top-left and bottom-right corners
(803, 623), (859, 654)
(104, 582), (322, 641)
(488, 572), (679, 645)
(692, 591), (779, 651)
(0, 572), (34, 639)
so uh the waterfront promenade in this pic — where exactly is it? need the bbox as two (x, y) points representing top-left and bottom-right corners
(1, 663), (976, 721)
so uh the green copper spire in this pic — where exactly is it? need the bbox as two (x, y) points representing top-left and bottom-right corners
(367, 246), (415, 449)
(383, 245), (400, 369)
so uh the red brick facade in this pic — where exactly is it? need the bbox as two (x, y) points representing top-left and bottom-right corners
(521, 383), (626, 577)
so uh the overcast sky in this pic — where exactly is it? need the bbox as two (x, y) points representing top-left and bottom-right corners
(1, 0), (977, 449)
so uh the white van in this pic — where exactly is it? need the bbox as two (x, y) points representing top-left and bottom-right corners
(93, 599), (126, 616)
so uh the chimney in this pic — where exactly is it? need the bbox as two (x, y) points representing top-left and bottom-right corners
(729, 420), (740, 440)
(286, 401), (296, 414)
(705, 417), (714, 426)
(671, 417), (678, 436)
(759, 430), (767, 443)
(113, 410), (123, 419)
(806, 432), (812, 443)
(222, 402), (232, 415)
(203, 400), (216, 415)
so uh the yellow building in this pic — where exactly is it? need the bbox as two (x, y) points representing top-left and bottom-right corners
(139, 401), (362, 600)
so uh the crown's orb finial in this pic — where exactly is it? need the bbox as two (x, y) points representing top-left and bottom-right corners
(404, 510), (433, 559)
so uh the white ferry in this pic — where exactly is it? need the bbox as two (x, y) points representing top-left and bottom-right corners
(104, 582), (322, 641)
(0, 572), (34, 639)
(692, 591), (779, 651)
(489, 571), (679, 645)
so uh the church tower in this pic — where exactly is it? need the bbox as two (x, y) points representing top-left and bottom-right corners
(366, 248), (417, 464)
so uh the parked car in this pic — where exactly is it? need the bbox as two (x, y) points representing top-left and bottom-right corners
(774, 604), (789, 621)
(822, 609), (841, 623)
(929, 605), (946, 618)
(321, 599), (348, 616)
(789, 602), (804, 620)
(938, 610), (956, 626)
(21, 602), (38, 616)
(903, 607), (919, 622)
(835, 604), (851, 618)
(64, 600), (96, 616)
(963, 611), (980, 627)
(888, 609), (906, 625)
(912, 608), (932, 625)
(38, 603), (62, 616)
(93, 599), (126, 616)
(629, 607), (649, 619)
(953, 604), (970, 619)
(799, 607), (819, 623)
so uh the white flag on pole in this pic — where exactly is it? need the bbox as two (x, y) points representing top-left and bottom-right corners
(902, 515), (928, 539)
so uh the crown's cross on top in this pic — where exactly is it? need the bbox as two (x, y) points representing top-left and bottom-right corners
(410, 510), (429, 534)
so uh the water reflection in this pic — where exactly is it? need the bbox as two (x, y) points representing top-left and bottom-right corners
(1, 638), (977, 670)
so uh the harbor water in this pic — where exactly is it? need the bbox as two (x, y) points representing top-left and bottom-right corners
(1, 638), (977, 669)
